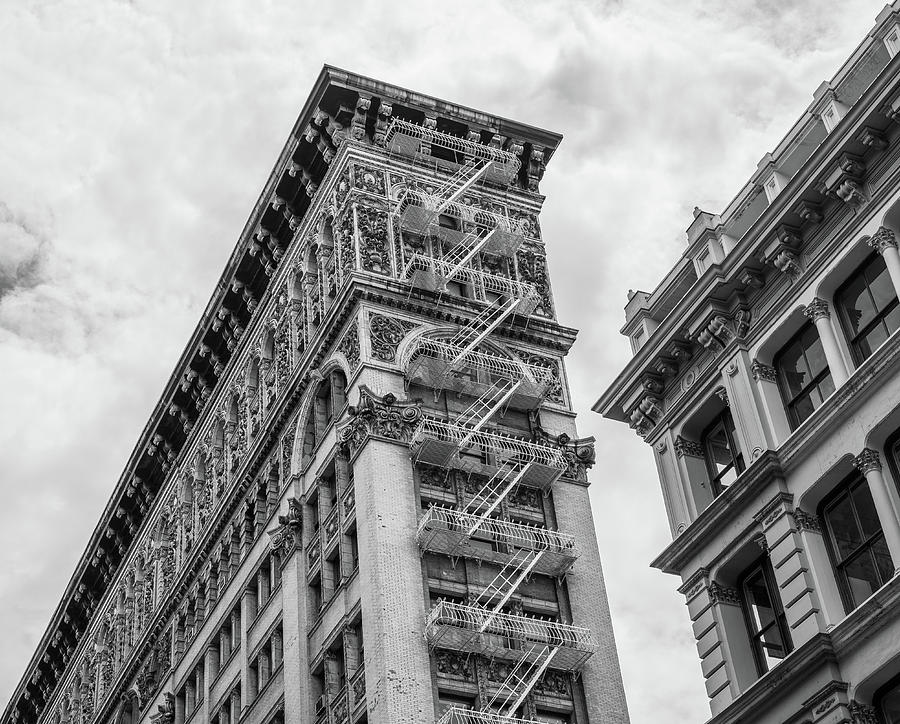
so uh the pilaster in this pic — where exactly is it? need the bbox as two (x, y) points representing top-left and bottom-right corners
(721, 348), (771, 463)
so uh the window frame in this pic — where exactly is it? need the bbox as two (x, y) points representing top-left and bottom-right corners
(818, 471), (894, 614)
(774, 322), (835, 429)
(737, 556), (793, 677)
(700, 408), (745, 497)
(835, 251), (900, 366)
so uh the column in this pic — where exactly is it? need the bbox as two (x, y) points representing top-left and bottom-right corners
(721, 349), (772, 463)
(756, 495), (826, 646)
(869, 226), (900, 297)
(804, 298), (849, 385)
(674, 436), (713, 515)
(750, 359), (793, 446)
(854, 449), (900, 571)
(791, 508), (845, 626)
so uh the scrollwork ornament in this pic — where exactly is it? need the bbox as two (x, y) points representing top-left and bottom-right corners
(337, 386), (423, 456)
(368, 313), (417, 362)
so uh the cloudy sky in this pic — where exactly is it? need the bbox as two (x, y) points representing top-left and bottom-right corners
(0, 0), (891, 721)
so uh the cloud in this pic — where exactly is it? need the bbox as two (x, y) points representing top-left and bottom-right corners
(0, 0), (889, 721)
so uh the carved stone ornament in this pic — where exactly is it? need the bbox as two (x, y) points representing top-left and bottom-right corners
(773, 249), (803, 280)
(835, 179), (866, 207)
(707, 582), (741, 606)
(338, 386), (423, 456)
(267, 498), (303, 559)
(674, 436), (704, 459)
(533, 428), (596, 481)
(854, 448), (882, 474)
(792, 509), (822, 533)
(368, 313), (418, 362)
(849, 700), (879, 724)
(149, 692), (175, 724)
(804, 297), (831, 322)
(339, 318), (361, 370)
(356, 204), (391, 274)
(750, 359), (777, 383)
(868, 226), (898, 254)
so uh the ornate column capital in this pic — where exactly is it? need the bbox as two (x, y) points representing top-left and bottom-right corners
(707, 582), (741, 606)
(674, 436), (704, 458)
(337, 387), (423, 457)
(750, 359), (777, 383)
(868, 226), (898, 254)
(792, 509), (822, 533)
(804, 297), (831, 322)
(854, 448), (882, 474)
(849, 700), (879, 724)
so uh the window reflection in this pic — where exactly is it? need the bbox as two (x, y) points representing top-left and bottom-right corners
(836, 253), (900, 364)
(701, 409), (745, 496)
(738, 558), (792, 676)
(775, 324), (835, 429)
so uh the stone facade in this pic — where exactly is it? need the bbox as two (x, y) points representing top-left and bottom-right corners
(597, 4), (900, 722)
(5, 67), (629, 724)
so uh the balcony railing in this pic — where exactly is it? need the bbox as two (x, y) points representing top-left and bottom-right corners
(405, 339), (554, 410)
(403, 255), (539, 314)
(385, 119), (520, 183)
(437, 709), (536, 724)
(425, 601), (595, 671)
(416, 507), (578, 577)
(411, 417), (567, 490)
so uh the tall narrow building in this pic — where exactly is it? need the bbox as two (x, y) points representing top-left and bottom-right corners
(596, 3), (900, 722)
(4, 68), (629, 724)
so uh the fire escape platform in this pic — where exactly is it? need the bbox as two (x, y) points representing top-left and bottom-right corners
(416, 508), (578, 578)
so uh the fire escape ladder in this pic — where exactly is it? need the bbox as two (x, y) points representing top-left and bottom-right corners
(476, 548), (544, 633)
(439, 228), (498, 286)
(456, 378), (521, 444)
(448, 297), (521, 363)
(432, 158), (492, 211)
(463, 464), (528, 535)
(488, 644), (559, 717)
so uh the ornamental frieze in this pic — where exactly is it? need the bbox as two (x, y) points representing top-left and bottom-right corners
(355, 204), (391, 275)
(352, 164), (387, 196)
(337, 387), (423, 457)
(339, 318), (361, 371)
(368, 313), (418, 362)
(516, 245), (553, 317)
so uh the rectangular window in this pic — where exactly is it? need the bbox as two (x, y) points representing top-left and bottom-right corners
(701, 409), (745, 496)
(775, 323), (835, 429)
(738, 558), (792, 676)
(821, 475), (894, 612)
(836, 253), (900, 365)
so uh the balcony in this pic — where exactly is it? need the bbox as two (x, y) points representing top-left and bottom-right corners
(425, 601), (595, 671)
(403, 254), (539, 315)
(396, 192), (525, 254)
(406, 339), (554, 410)
(417, 507), (578, 577)
(385, 119), (520, 184)
(411, 417), (567, 490)
(437, 709), (536, 724)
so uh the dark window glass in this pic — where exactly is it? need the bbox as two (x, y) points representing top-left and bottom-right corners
(738, 558), (792, 676)
(775, 324), (835, 429)
(877, 673), (900, 723)
(821, 475), (894, 612)
(701, 409), (745, 496)
(836, 253), (900, 364)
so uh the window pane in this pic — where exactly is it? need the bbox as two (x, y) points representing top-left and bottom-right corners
(885, 303), (900, 338)
(868, 256), (896, 312)
(858, 320), (889, 360)
(851, 481), (883, 539)
(744, 571), (776, 632)
(818, 373), (835, 400)
(843, 549), (880, 608)
(791, 394), (816, 426)
(804, 333), (829, 377)
(827, 494), (862, 559)
(758, 623), (789, 668)
(779, 339), (811, 397)
(840, 273), (877, 335)
(881, 681), (900, 723)
(873, 536), (894, 584)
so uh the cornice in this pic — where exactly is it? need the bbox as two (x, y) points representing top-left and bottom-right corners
(595, 52), (900, 421)
(651, 451), (784, 575)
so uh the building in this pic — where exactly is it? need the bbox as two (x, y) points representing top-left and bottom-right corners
(4, 67), (630, 724)
(594, 3), (900, 723)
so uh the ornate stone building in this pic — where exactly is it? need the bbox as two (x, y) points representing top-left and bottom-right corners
(595, 3), (900, 723)
(3, 68), (629, 724)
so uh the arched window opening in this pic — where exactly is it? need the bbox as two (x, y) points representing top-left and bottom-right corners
(835, 252), (900, 365)
(301, 370), (348, 465)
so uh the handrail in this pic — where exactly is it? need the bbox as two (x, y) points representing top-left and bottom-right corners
(426, 600), (595, 652)
(396, 191), (525, 234)
(386, 119), (520, 172)
(403, 254), (538, 305)
(417, 507), (577, 555)
(436, 708), (537, 724)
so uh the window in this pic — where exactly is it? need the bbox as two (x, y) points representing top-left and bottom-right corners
(775, 323), (835, 429)
(701, 409), (745, 496)
(836, 253), (900, 365)
(738, 558), (792, 676)
(877, 672), (900, 723)
(820, 474), (894, 612)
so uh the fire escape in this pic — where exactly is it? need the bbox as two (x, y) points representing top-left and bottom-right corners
(387, 119), (596, 723)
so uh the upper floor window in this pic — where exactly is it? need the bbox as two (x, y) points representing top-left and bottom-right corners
(876, 671), (900, 723)
(775, 323), (835, 429)
(701, 409), (745, 496)
(820, 474), (894, 613)
(836, 253), (900, 365)
(738, 557), (792, 676)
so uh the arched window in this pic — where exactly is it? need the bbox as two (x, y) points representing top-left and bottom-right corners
(835, 252), (900, 365)
(301, 370), (348, 464)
